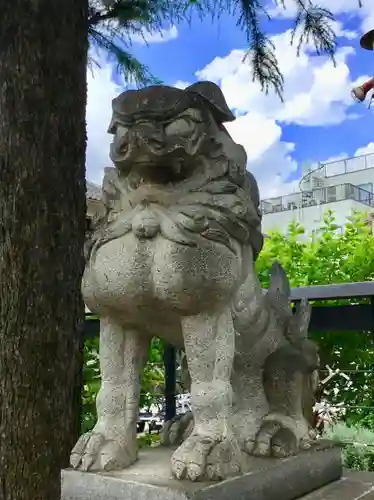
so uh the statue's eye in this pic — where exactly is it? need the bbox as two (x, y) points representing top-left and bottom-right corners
(116, 124), (129, 138)
(165, 117), (192, 136)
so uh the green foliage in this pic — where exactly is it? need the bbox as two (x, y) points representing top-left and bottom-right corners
(140, 338), (165, 411)
(137, 432), (161, 448)
(325, 422), (374, 471)
(257, 211), (374, 428)
(81, 335), (165, 433)
(82, 337), (100, 433)
(257, 211), (374, 287)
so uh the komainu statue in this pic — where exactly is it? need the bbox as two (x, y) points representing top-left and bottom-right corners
(70, 81), (319, 482)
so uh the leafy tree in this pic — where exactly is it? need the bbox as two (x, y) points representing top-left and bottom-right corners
(256, 211), (374, 428)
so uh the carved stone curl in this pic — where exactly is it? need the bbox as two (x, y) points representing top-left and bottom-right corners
(70, 81), (319, 482)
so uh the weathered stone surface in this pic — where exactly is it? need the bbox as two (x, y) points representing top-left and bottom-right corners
(69, 81), (323, 482)
(302, 470), (374, 499)
(62, 445), (342, 500)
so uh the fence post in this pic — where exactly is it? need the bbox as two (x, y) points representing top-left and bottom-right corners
(163, 343), (176, 422)
(370, 297), (374, 362)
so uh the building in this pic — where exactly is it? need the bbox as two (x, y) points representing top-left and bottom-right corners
(261, 152), (374, 236)
(86, 181), (105, 221)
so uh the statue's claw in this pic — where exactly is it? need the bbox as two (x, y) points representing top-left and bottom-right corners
(252, 413), (313, 458)
(70, 430), (137, 472)
(171, 433), (243, 481)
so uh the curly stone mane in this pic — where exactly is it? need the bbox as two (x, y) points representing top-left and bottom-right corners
(87, 117), (263, 265)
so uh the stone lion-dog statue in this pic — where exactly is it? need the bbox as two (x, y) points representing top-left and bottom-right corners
(70, 81), (319, 482)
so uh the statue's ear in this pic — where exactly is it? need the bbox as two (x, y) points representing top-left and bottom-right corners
(266, 262), (292, 320)
(185, 81), (236, 123)
(268, 261), (290, 298)
(288, 298), (312, 342)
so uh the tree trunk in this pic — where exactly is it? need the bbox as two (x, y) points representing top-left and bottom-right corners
(0, 1), (88, 499)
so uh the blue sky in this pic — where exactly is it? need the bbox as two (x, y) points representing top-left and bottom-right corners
(85, 0), (374, 199)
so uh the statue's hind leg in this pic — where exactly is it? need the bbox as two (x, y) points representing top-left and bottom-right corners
(70, 317), (149, 471)
(252, 343), (318, 458)
(171, 309), (242, 481)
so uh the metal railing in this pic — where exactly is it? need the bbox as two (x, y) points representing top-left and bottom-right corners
(261, 183), (373, 215)
(84, 280), (374, 424)
(299, 152), (374, 191)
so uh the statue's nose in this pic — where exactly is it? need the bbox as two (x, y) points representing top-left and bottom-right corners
(133, 122), (164, 147)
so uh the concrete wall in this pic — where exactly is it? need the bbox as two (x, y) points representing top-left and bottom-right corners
(262, 199), (370, 235)
(87, 198), (105, 220)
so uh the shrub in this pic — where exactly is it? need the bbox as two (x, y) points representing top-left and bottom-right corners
(324, 422), (374, 471)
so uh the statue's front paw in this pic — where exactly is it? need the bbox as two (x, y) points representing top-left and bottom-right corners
(252, 413), (314, 458)
(171, 432), (243, 481)
(70, 430), (137, 472)
(161, 411), (194, 446)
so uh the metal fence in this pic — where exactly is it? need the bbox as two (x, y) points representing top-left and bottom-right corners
(84, 280), (374, 424)
(261, 183), (373, 215)
(299, 153), (374, 192)
(322, 153), (374, 178)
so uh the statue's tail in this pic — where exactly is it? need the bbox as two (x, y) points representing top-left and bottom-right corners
(264, 262), (313, 346)
(232, 261), (315, 355)
(231, 263), (271, 350)
(265, 263), (319, 426)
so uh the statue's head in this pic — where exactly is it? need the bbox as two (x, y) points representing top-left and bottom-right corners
(103, 81), (263, 260)
(107, 81), (236, 184)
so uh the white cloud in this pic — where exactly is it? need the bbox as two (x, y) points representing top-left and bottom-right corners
(197, 33), (358, 127)
(131, 25), (178, 45)
(86, 64), (121, 185)
(173, 80), (191, 89)
(195, 29), (362, 198)
(225, 112), (298, 198)
(331, 20), (357, 40)
(355, 142), (374, 156)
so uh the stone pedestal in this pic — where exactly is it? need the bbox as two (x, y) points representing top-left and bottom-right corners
(61, 443), (342, 500)
(303, 471), (374, 499)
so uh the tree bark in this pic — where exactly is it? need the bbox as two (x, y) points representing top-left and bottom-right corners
(0, 1), (88, 499)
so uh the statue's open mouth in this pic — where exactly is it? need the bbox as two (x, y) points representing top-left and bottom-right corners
(128, 160), (187, 188)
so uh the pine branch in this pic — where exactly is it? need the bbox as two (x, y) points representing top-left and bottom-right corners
(189, 0), (363, 98)
(291, 4), (337, 62)
(86, 0), (364, 95)
(88, 26), (162, 86)
(87, 0), (195, 86)
(237, 0), (284, 100)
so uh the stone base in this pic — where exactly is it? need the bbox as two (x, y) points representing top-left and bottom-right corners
(61, 442), (342, 500)
(302, 471), (374, 499)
